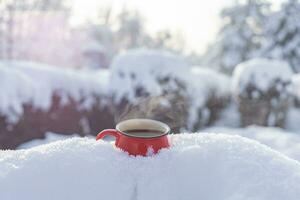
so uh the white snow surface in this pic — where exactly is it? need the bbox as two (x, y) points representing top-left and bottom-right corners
(232, 58), (293, 95)
(0, 61), (110, 123)
(17, 132), (80, 149)
(110, 49), (188, 103)
(1, 134), (300, 200)
(204, 126), (300, 162)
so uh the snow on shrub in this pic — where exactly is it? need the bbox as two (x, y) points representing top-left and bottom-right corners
(0, 65), (35, 123)
(232, 59), (293, 95)
(110, 49), (231, 131)
(0, 134), (300, 200)
(185, 67), (231, 131)
(0, 61), (110, 123)
(232, 58), (293, 127)
(110, 49), (189, 131)
(0, 61), (114, 149)
(110, 49), (188, 103)
(290, 74), (300, 106)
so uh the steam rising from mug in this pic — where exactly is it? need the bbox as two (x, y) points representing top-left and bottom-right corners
(115, 94), (188, 132)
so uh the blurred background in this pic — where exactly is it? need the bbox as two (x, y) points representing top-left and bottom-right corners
(1, 0), (300, 157)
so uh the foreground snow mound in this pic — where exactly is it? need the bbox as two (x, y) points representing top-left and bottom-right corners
(0, 134), (300, 200)
(204, 126), (300, 162)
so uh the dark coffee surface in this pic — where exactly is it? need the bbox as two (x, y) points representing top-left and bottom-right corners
(123, 129), (165, 137)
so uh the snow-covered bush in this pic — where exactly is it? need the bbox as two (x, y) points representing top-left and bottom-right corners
(290, 74), (300, 106)
(232, 58), (293, 127)
(1, 134), (300, 200)
(0, 61), (114, 149)
(260, 0), (300, 72)
(110, 49), (231, 131)
(203, 0), (270, 74)
(110, 49), (189, 131)
(111, 49), (188, 103)
(185, 67), (231, 131)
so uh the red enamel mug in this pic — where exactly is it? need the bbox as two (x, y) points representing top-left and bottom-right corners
(96, 119), (170, 156)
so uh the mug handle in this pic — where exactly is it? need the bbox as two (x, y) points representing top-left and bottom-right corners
(96, 129), (121, 145)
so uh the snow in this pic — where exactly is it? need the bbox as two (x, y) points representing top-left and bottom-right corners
(111, 49), (230, 129)
(110, 49), (188, 103)
(17, 132), (80, 149)
(0, 61), (110, 123)
(211, 102), (241, 128)
(232, 58), (293, 95)
(202, 1), (269, 73)
(212, 102), (300, 129)
(187, 67), (230, 105)
(286, 107), (300, 133)
(185, 67), (231, 129)
(291, 73), (300, 100)
(261, 0), (300, 72)
(204, 126), (300, 162)
(0, 134), (300, 200)
(83, 40), (106, 53)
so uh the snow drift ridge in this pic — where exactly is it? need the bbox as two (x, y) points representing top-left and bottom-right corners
(0, 133), (299, 200)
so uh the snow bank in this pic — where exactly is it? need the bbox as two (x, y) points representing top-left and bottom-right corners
(1, 134), (300, 200)
(17, 132), (80, 149)
(232, 58), (293, 95)
(211, 102), (241, 127)
(286, 107), (300, 133)
(110, 49), (188, 103)
(0, 61), (110, 123)
(204, 126), (300, 162)
(186, 67), (231, 129)
(291, 73), (300, 100)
